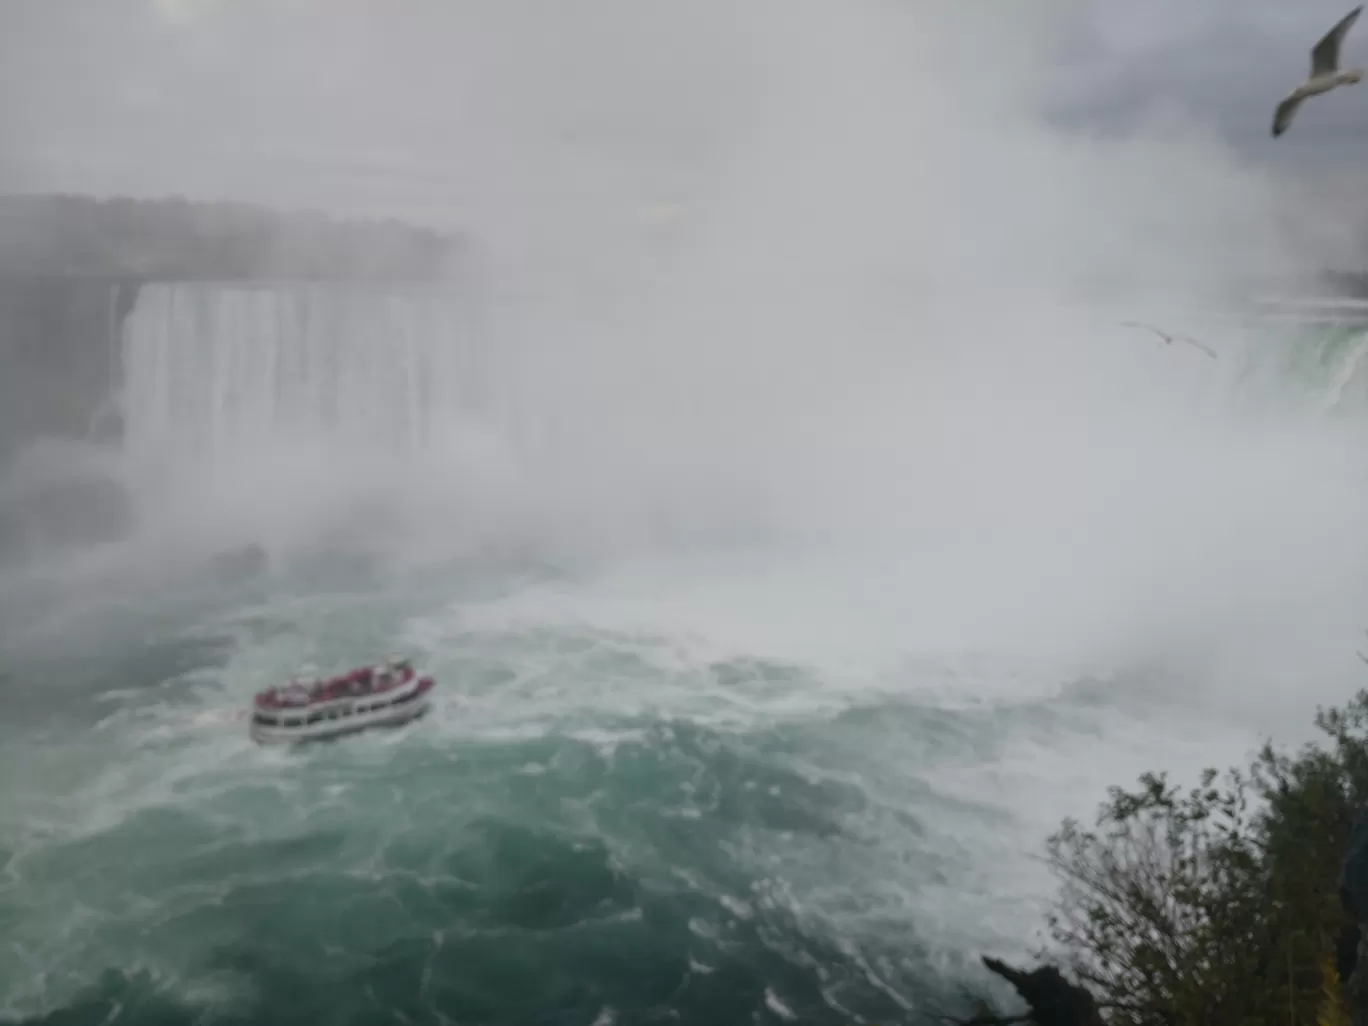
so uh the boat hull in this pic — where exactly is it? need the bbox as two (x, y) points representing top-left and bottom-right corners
(249, 675), (435, 746)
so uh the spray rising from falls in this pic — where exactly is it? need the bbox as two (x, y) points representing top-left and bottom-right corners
(111, 281), (543, 565)
(112, 273), (919, 568)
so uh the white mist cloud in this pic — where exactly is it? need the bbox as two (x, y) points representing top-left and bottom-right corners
(150, 0), (223, 23)
(7, 0), (1368, 721)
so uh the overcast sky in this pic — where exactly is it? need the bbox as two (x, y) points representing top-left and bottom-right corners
(1051, 0), (1368, 161)
(3, 1), (1368, 224)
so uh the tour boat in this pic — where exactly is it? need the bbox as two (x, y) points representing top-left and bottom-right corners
(249, 657), (435, 745)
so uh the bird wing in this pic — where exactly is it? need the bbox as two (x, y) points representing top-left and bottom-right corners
(1272, 92), (1305, 137)
(1179, 336), (1218, 359)
(1119, 320), (1167, 342)
(1312, 5), (1363, 76)
(1120, 320), (1216, 357)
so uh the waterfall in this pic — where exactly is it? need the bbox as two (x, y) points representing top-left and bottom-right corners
(1321, 331), (1368, 412)
(1269, 319), (1368, 414)
(119, 283), (480, 467)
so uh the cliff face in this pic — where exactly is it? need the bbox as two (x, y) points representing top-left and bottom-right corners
(0, 279), (127, 461)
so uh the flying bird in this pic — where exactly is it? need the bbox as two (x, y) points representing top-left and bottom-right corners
(1272, 5), (1365, 138)
(1120, 321), (1217, 359)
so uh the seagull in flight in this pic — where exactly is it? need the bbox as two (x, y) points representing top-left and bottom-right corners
(1120, 321), (1217, 359)
(1273, 5), (1365, 138)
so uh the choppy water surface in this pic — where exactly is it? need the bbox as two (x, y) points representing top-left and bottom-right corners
(0, 554), (1267, 1026)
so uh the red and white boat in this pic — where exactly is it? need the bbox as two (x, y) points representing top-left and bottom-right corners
(249, 657), (435, 744)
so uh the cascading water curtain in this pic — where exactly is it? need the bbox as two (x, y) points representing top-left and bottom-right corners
(118, 282), (477, 471)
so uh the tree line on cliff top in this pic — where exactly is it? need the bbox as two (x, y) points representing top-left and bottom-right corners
(0, 194), (456, 280)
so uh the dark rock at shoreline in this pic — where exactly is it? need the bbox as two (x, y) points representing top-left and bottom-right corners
(979, 957), (1104, 1026)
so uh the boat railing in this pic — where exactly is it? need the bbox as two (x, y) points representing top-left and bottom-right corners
(251, 675), (431, 728)
(255, 667), (418, 710)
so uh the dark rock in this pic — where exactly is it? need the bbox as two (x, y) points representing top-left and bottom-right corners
(0, 278), (123, 460)
(0, 465), (132, 555)
(980, 957), (1104, 1026)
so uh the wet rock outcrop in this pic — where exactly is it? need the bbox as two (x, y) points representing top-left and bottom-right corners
(950, 957), (1104, 1026)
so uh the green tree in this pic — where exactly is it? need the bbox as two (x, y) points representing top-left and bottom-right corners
(1031, 691), (1368, 1026)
